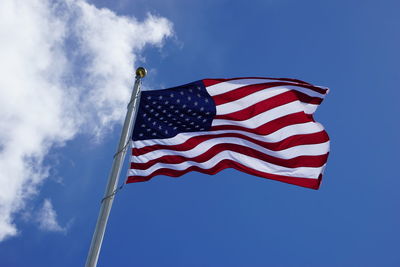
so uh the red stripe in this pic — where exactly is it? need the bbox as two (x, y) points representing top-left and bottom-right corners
(127, 159), (322, 189)
(211, 112), (311, 136)
(133, 130), (329, 157)
(212, 82), (324, 106)
(214, 90), (321, 121)
(202, 78), (326, 94)
(131, 142), (328, 169)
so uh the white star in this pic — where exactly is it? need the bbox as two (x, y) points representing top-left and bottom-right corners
(194, 101), (198, 106)
(188, 109), (192, 113)
(155, 113), (159, 117)
(158, 96), (163, 100)
(200, 128), (205, 130)
(177, 99), (180, 103)
(150, 109), (154, 112)
(205, 99), (209, 103)
(189, 88), (193, 93)
(147, 96), (151, 100)
(147, 128), (151, 132)
(152, 101), (156, 105)
(168, 123), (173, 126)
(195, 125), (199, 128)
(202, 119), (207, 122)
(158, 125), (162, 130)
(145, 105), (149, 108)
(170, 93), (174, 97)
(160, 117), (164, 120)
(190, 122), (194, 125)
(173, 126), (177, 130)
(152, 121), (156, 126)
(141, 124), (146, 127)
(165, 101), (169, 104)
(200, 107), (204, 111)
(197, 86), (201, 90)
(139, 133), (143, 137)
(185, 118), (189, 121)
(152, 132), (156, 136)
(193, 112), (197, 116)
(197, 93), (201, 97)
(183, 104), (186, 108)
(143, 114), (147, 117)
(205, 112), (210, 115)
(165, 130), (168, 134)
(187, 96), (191, 101)
(170, 105), (174, 109)
(157, 105), (161, 109)
(167, 114), (172, 117)
(197, 115), (202, 119)
(148, 118), (152, 121)
(180, 114), (184, 117)
(180, 91), (184, 95)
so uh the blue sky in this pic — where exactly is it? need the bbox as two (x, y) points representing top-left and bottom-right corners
(1, 0), (399, 266)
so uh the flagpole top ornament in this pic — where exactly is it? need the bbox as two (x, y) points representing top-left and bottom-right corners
(136, 67), (147, 78)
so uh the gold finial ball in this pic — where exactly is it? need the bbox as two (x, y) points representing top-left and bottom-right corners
(136, 67), (147, 78)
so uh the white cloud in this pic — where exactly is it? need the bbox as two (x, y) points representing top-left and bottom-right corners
(37, 199), (65, 232)
(0, 0), (173, 241)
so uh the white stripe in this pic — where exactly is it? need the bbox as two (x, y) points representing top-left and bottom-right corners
(304, 104), (318, 114)
(129, 150), (323, 179)
(132, 122), (325, 149)
(206, 78), (327, 97)
(132, 136), (329, 163)
(213, 101), (304, 128)
(206, 79), (295, 96)
(216, 85), (324, 115)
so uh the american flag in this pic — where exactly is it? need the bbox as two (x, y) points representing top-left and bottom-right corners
(127, 77), (330, 189)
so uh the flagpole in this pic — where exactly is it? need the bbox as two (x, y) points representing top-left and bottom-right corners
(85, 67), (147, 267)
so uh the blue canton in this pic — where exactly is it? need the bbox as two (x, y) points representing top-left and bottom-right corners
(132, 80), (216, 141)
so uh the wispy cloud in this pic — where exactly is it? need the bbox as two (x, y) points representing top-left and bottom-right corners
(0, 0), (173, 241)
(37, 199), (66, 233)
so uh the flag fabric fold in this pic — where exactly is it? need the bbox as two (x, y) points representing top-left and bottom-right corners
(127, 77), (330, 189)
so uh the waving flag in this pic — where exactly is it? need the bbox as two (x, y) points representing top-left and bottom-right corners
(127, 77), (330, 189)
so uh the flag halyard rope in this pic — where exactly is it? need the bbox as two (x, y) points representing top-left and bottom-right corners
(100, 92), (140, 204)
(100, 139), (130, 203)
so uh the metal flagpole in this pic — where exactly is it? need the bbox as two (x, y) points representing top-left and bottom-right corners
(85, 67), (147, 267)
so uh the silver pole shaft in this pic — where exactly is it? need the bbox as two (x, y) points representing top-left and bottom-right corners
(85, 68), (146, 267)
